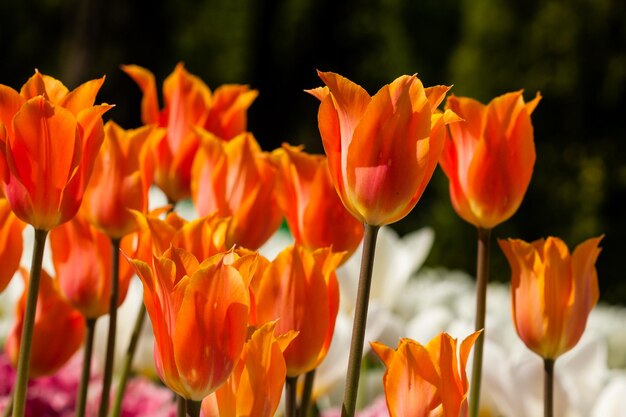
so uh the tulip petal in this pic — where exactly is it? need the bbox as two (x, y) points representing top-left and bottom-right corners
(122, 64), (161, 124)
(347, 76), (431, 225)
(59, 76), (106, 115)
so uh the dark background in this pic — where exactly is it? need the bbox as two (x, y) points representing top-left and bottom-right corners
(2, 0), (625, 303)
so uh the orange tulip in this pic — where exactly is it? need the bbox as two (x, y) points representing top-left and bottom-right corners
(272, 144), (363, 260)
(191, 131), (283, 250)
(82, 120), (162, 239)
(255, 245), (343, 377)
(439, 92), (541, 229)
(0, 197), (25, 292)
(201, 321), (297, 417)
(122, 63), (210, 202)
(131, 209), (231, 261)
(49, 214), (135, 319)
(204, 84), (258, 141)
(307, 71), (459, 226)
(498, 236), (602, 360)
(371, 332), (480, 417)
(122, 63), (256, 202)
(128, 247), (252, 400)
(0, 70), (111, 230)
(5, 268), (85, 377)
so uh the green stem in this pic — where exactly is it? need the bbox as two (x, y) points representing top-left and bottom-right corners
(98, 237), (122, 417)
(468, 227), (491, 417)
(544, 358), (555, 417)
(341, 224), (379, 417)
(76, 318), (98, 417)
(185, 399), (201, 417)
(299, 369), (316, 417)
(108, 303), (147, 417)
(12, 228), (48, 417)
(285, 376), (298, 417)
(176, 395), (185, 417)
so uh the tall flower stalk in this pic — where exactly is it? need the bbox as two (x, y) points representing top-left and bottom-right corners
(97, 237), (121, 417)
(342, 224), (379, 416)
(11, 228), (47, 417)
(76, 318), (97, 417)
(468, 227), (490, 416)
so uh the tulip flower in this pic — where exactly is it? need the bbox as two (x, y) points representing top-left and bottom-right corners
(131, 210), (232, 262)
(272, 144), (363, 261)
(191, 131), (283, 250)
(0, 198), (25, 292)
(370, 332), (480, 417)
(5, 268), (85, 378)
(121, 63), (210, 202)
(122, 63), (257, 202)
(128, 247), (252, 400)
(204, 84), (258, 141)
(308, 71), (458, 417)
(439, 91), (541, 230)
(201, 321), (297, 417)
(49, 214), (135, 319)
(499, 236), (602, 360)
(0, 70), (110, 417)
(255, 245), (343, 377)
(82, 120), (162, 239)
(0, 70), (111, 230)
(307, 71), (458, 226)
(499, 235), (602, 417)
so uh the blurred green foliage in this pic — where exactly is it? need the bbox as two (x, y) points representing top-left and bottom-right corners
(2, 0), (625, 302)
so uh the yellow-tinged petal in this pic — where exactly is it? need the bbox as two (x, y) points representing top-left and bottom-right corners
(499, 236), (601, 359)
(372, 338), (440, 417)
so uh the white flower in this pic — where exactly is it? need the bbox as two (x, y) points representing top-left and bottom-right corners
(591, 373), (626, 417)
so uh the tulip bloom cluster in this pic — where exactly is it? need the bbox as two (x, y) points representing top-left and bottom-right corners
(0, 63), (607, 417)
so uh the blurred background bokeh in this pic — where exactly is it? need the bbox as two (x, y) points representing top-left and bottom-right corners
(2, 0), (625, 303)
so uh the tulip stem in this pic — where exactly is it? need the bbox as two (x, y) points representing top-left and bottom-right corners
(98, 237), (122, 417)
(176, 395), (185, 417)
(76, 318), (98, 417)
(185, 399), (201, 417)
(469, 227), (491, 417)
(285, 376), (299, 417)
(108, 303), (147, 417)
(12, 228), (49, 417)
(341, 224), (380, 417)
(299, 369), (316, 417)
(544, 359), (554, 417)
